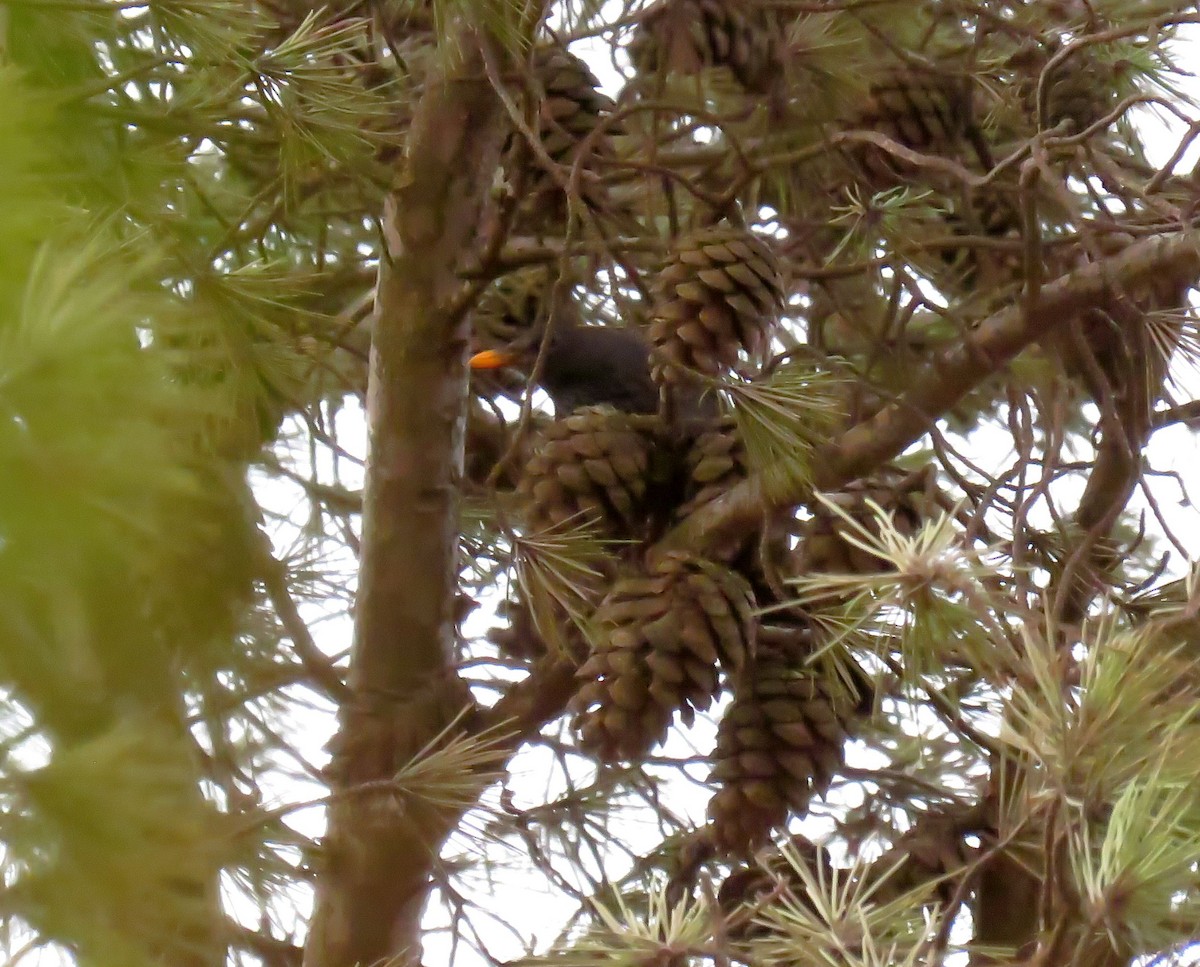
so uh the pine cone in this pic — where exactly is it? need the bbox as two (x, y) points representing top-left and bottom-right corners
(796, 468), (936, 575)
(508, 45), (625, 229)
(1046, 233), (1191, 417)
(708, 625), (854, 852)
(846, 66), (972, 189)
(934, 189), (1024, 297)
(650, 227), (784, 383)
(879, 810), (977, 905)
(572, 552), (757, 762)
(533, 45), (621, 161)
(677, 415), (745, 520)
(470, 269), (560, 403)
(716, 834), (826, 927)
(487, 597), (546, 661)
(1010, 42), (1119, 134)
(629, 0), (783, 96)
(716, 809), (975, 924)
(517, 407), (664, 538)
(488, 588), (601, 662)
(473, 267), (556, 344)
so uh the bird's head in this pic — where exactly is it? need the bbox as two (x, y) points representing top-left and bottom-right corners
(470, 325), (661, 416)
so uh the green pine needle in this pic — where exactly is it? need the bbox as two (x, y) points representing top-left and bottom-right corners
(746, 842), (952, 967)
(3, 720), (231, 964)
(392, 713), (515, 812)
(788, 498), (1003, 681)
(728, 360), (846, 500)
(826, 186), (943, 266)
(1069, 775), (1200, 953)
(529, 886), (712, 967)
(429, 0), (533, 60)
(1158, 306), (1200, 388)
(512, 519), (616, 656)
(150, 0), (270, 63)
(1002, 612), (1200, 806)
(244, 13), (396, 190)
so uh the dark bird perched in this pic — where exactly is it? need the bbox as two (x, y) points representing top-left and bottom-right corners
(470, 324), (660, 415)
(471, 323), (719, 424)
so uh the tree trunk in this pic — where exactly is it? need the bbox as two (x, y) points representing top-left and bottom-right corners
(303, 33), (507, 967)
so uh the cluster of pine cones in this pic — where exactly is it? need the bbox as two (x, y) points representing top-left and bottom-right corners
(472, 0), (1154, 853)
(470, 18), (991, 852)
(475, 214), (923, 852)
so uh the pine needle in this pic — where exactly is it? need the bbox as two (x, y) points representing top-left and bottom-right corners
(247, 12), (395, 192)
(392, 713), (515, 812)
(746, 841), (951, 967)
(1069, 774), (1200, 953)
(788, 497), (1003, 681)
(826, 185), (942, 266)
(3, 720), (232, 964)
(512, 518), (616, 656)
(429, 0), (532, 60)
(727, 360), (846, 500)
(1002, 611), (1200, 805)
(526, 885), (712, 967)
(151, 0), (269, 62)
(1159, 305), (1200, 389)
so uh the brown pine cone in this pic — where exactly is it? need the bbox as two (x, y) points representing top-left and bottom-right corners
(472, 267), (557, 344)
(517, 407), (665, 538)
(532, 45), (622, 161)
(795, 468), (937, 575)
(845, 65), (972, 190)
(878, 809), (978, 905)
(487, 597), (546, 661)
(933, 188), (1024, 298)
(677, 415), (745, 520)
(1046, 233), (1191, 412)
(470, 268), (562, 404)
(507, 45), (626, 230)
(571, 552), (757, 762)
(650, 227), (784, 384)
(629, 0), (784, 96)
(708, 625), (856, 852)
(1009, 41), (1121, 134)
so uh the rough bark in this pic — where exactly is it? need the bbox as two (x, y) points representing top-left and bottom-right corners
(303, 34), (508, 967)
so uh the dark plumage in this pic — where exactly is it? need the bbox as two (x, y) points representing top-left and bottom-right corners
(471, 323), (719, 423)
(537, 326), (661, 415)
(470, 325), (656, 414)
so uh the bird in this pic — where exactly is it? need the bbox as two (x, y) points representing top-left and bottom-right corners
(470, 324), (663, 416)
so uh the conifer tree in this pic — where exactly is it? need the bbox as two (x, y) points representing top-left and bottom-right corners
(3, 2), (1200, 967)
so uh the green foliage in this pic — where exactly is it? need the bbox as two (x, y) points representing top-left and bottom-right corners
(2, 722), (230, 965)
(3, 0), (1200, 966)
(1003, 616), (1200, 804)
(0, 12), (296, 962)
(746, 846), (950, 967)
(0, 69), (71, 301)
(1070, 777), (1200, 954)
(513, 519), (616, 654)
(728, 360), (845, 499)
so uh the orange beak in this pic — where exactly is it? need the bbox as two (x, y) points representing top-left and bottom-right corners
(469, 349), (519, 370)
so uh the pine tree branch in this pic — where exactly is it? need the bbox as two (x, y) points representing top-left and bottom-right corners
(1051, 338), (1158, 626)
(226, 921), (303, 967)
(479, 655), (579, 742)
(255, 538), (350, 703)
(1151, 398), (1200, 429)
(656, 230), (1200, 563)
